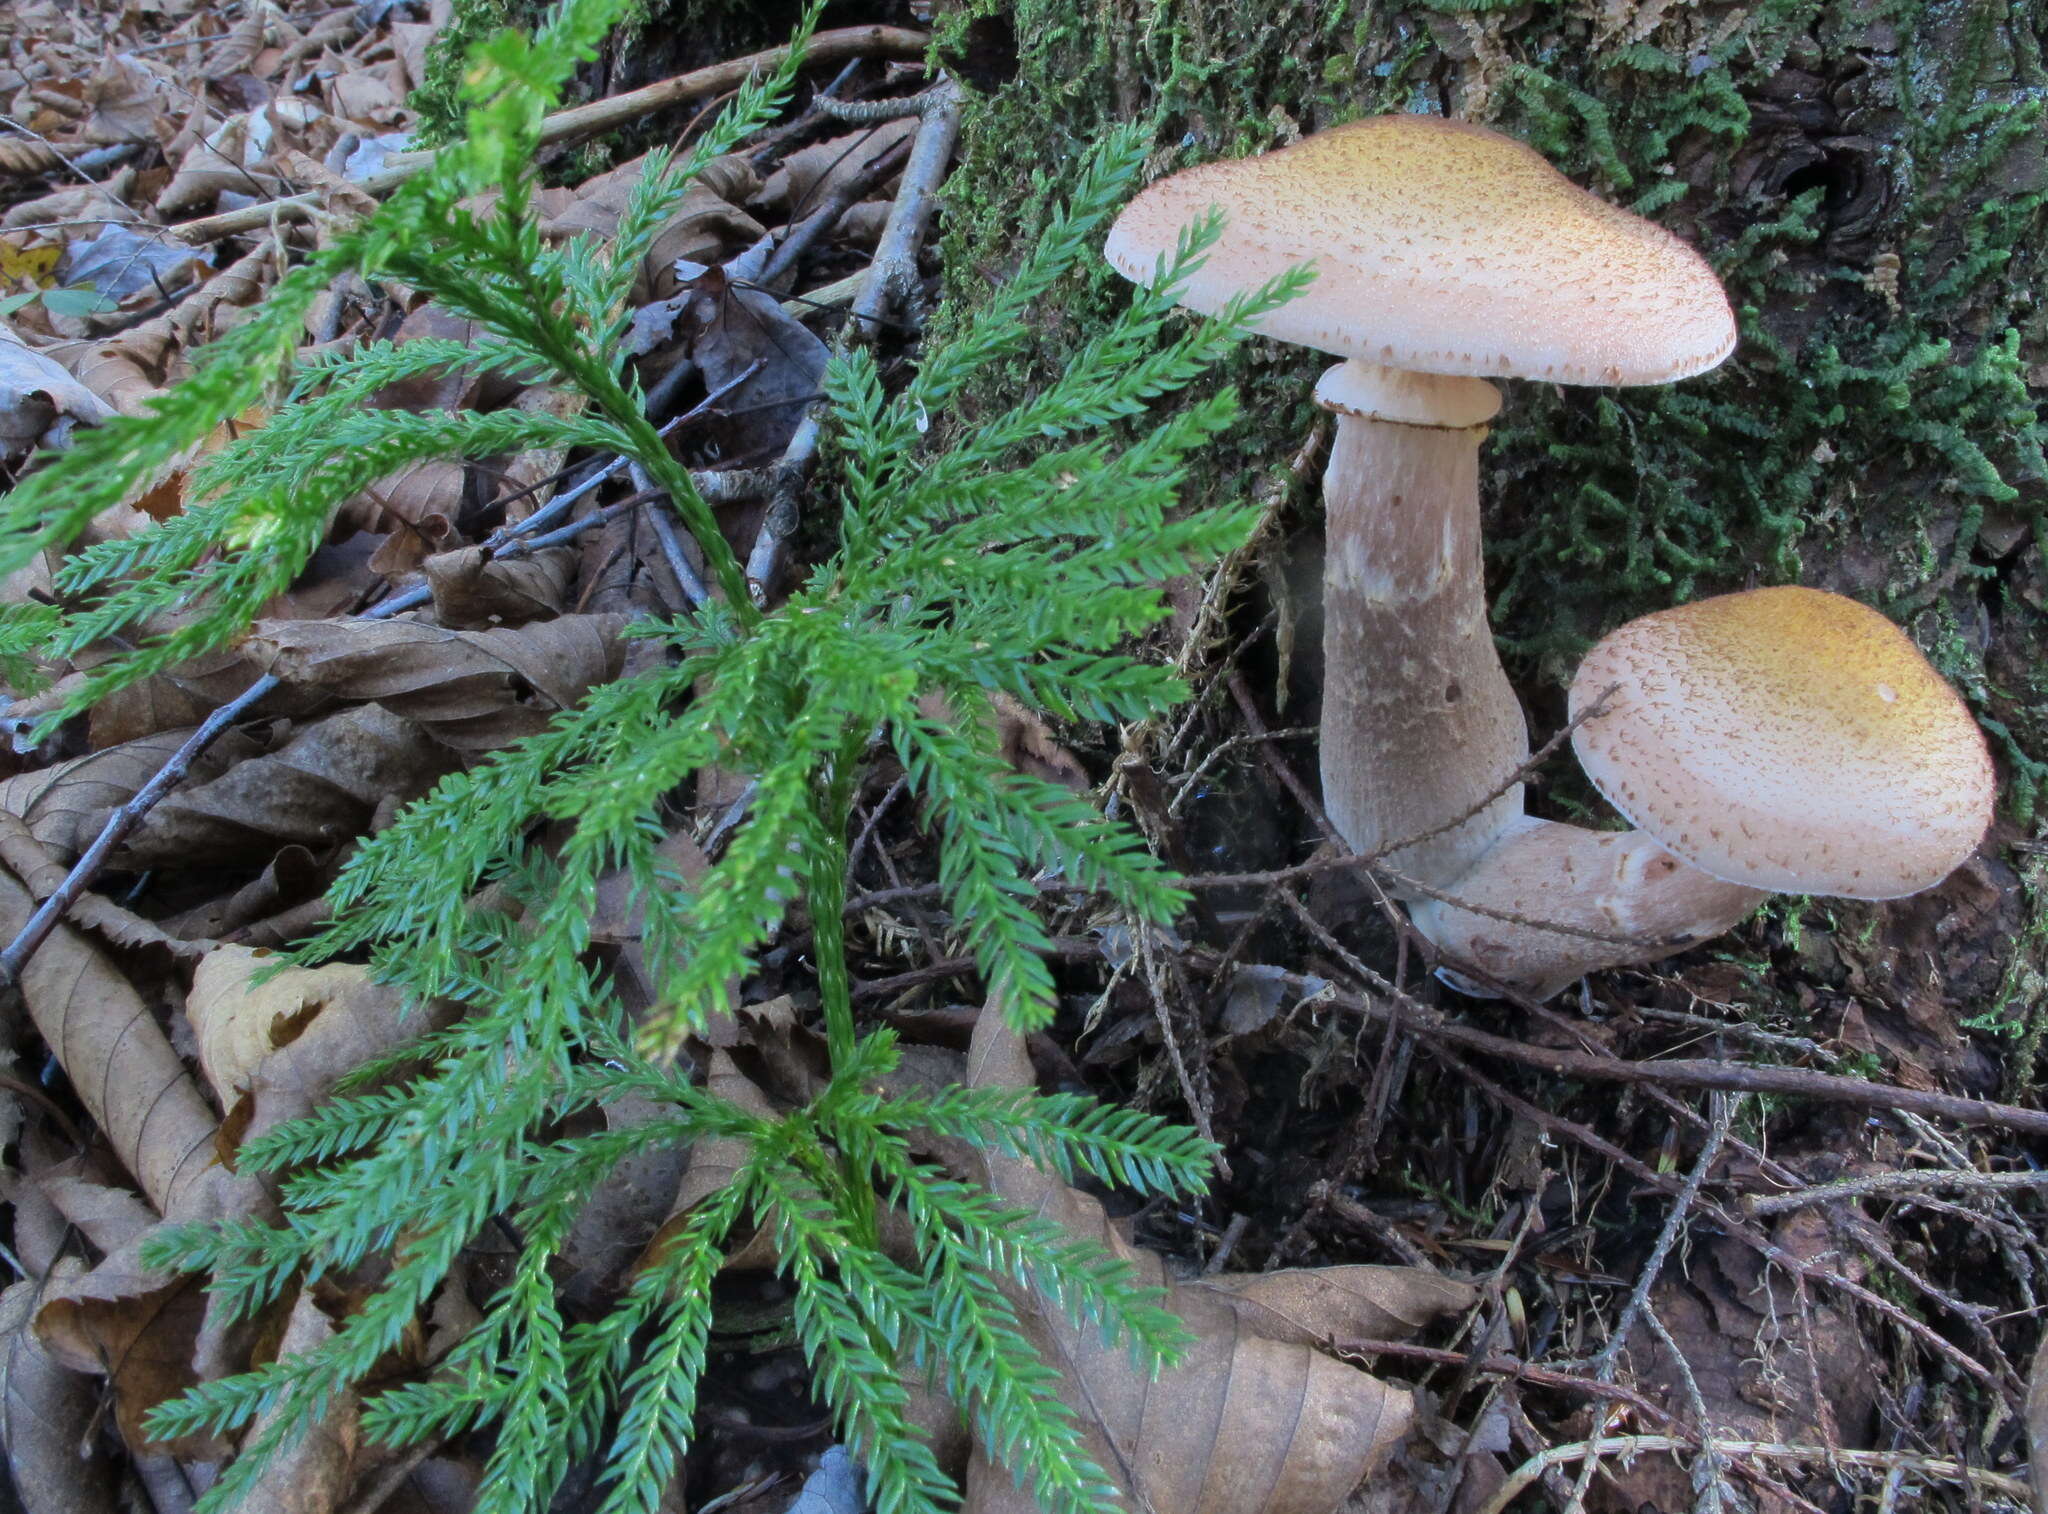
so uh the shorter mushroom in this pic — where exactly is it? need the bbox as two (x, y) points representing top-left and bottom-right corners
(1410, 586), (1996, 998)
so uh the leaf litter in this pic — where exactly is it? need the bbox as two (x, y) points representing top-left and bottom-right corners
(0, 0), (2039, 1511)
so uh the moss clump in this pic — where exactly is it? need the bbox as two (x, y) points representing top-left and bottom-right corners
(407, 0), (560, 145)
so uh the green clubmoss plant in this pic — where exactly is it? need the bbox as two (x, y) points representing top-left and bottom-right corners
(0, 3), (1310, 1512)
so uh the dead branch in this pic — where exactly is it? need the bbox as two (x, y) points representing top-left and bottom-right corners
(1276, 965), (2048, 1139)
(1474, 1435), (2032, 1514)
(745, 78), (964, 602)
(1749, 1166), (2048, 1216)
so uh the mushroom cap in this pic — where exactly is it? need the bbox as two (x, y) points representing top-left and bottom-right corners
(1104, 114), (1736, 387)
(1569, 587), (1995, 899)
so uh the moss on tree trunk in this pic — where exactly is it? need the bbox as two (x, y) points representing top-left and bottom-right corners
(932, 0), (2048, 1072)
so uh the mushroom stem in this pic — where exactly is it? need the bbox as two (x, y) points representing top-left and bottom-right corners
(1317, 360), (1528, 892)
(1407, 814), (1768, 999)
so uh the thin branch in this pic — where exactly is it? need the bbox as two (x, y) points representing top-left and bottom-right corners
(1252, 963), (2048, 1140)
(1750, 1166), (2048, 1216)
(744, 78), (964, 603)
(1474, 1436), (2031, 1514)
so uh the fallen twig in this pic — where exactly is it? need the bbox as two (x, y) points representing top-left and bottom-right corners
(1560, 1094), (1734, 1511)
(745, 78), (963, 602)
(1473, 1435), (2032, 1514)
(1258, 965), (2048, 1139)
(1749, 1166), (2048, 1216)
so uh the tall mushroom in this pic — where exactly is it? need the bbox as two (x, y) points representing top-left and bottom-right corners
(1106, 115), (1736, 889)
(1410, 587), (1998, 997)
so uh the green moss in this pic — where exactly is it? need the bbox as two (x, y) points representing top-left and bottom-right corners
(407, 0), (543, 145)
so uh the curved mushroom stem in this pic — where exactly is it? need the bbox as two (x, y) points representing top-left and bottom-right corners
(1407, 814), (1768, 999)
(1317, 360), (1529, 892)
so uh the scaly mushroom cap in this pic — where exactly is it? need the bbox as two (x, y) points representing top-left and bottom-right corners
(1569, 587), (1995, 898)
(1104, 114), (1737, 387)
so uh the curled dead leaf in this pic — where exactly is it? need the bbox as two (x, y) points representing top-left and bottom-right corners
(115, 703), (461, 867)
(0, 725), (262, 861)
(187, 944), (445, 1157)
(962, 1008), (1474, 1514)
(244, 613), (631, 751)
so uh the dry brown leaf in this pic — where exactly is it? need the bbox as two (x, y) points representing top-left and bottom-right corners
(835, 199), (894, 247)
(161, 842), (324, 941)
(349, 468), (465, 547)
(0, 725), (261, 861)
(1, 173), (142, 235)
(232, 1289), (359, 1514)
(33, 1173), (245, 1459)
(961, 1008), (1473, 1514)
(244, 613), (630, 751)
(0, 810), (206, 961)
(42, 328), (168, 416)
(420, 386), (583, 625)
(365, 504), (464, 579)
(1, 321), (113, 454)
(755, 119), (919, 217)
(79, 56), (172, 144)
(1607, 1218), (1877, 1514)
(116, 703), (460, 867)
(0, 1276), (120, 1514)
(669, 240), (828, 459)
(540, 153), (762, 302)
(560, 1094), (692, 1300)
(0, 863), (229, 1215)
(187, 944), (443, 1154)
(989, 690), (1087, 791)
(640, 1046), (779, 1275)
(422, 541), (573, 628)
(157, 113), (283, 216)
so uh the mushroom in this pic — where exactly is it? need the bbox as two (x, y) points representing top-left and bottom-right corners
(1105, 114), (1736, 890)
(1409, 587), (1998, 997)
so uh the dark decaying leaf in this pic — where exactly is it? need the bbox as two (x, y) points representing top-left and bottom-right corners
(962, 1008), (1474, 1514)
(115, 703), (460, 867)
(244, 612), (631, 751)
(670, 238), (829, 461)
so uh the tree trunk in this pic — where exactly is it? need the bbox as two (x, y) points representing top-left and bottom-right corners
(933, 0), (2048, 1080)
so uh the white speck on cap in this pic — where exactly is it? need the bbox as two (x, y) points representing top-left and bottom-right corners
(1104, 114), (1737, 387)
(1568, 586), (1996, 898)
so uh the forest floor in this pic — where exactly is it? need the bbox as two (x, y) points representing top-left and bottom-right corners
(0, 1), (2042, 1512)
